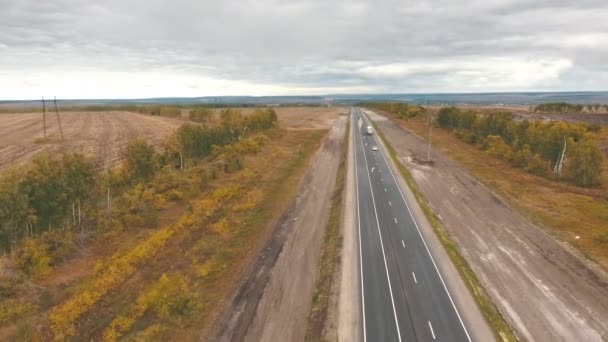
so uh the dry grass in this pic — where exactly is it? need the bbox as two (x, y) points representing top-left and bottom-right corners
(398, 117), (608, 269)
(0, 127), (327, 340)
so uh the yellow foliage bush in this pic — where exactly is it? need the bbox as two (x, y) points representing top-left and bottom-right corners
(211, 218), (229, 235)
(50, 226), (175, 339)
(16, 239), (51, 279)
(211, 185), (240, 203)
(251, 132), (270, 145)
(195, 261), (213, 278)
(103, 274), (189, 341)
(193, 198), (216, 218)
(235, 168), (255, 183)
(51, 192), (224, 339)
(194, 259), (224, 278)
(167, 188), (184, 200)
(0, 300), (33, 324)
(153, 194), (167, 209)
(233, 137), (260, 154)
(232, 189), (262, 212)
(176, 214), (196, 230)
(131, 323), (162, 341)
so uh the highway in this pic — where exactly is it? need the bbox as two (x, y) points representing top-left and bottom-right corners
(352, 107), (471, 342)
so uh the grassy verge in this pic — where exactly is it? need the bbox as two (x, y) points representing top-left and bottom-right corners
(305, 118), (349, 341)
(0, 128), (328, 340)
(116, 129), (328, 340)
(370, 119), (517, 342)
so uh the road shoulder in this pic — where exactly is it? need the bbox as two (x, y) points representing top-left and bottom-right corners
(337, 110), (362, 342)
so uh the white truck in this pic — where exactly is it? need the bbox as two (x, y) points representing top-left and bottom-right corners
(366, 125), (373, 135)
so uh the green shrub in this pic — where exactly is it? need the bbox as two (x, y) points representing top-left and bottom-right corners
(190, 107), (213, 123)
(122, 140), (158, 182)
(17, 239), (51, 279)
(564, 138), (605, 187)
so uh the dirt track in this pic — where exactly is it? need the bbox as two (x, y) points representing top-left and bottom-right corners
(366, 109), (608, 341)
(212, 115), (347, 342)
(0, 111), (182, 170)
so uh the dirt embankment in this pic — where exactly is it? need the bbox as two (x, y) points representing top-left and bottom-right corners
(367, 110), (608, 342)
(211, 115), (347, 341)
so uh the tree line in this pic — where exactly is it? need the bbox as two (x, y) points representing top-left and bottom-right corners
(364, 102), (426, 119)
(135, 106), (182, 118)
(174, 108), (277, 159)
(438, 107), (605, 187)
(533, 102), (608, 114)
(0, 108), (278, 271)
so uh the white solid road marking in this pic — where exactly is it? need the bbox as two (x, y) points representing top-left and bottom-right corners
(353, 111), (367, 342)
(389, 201), (392, 206)
(359, 114), (402, 342)
(394, 217), (398, 224)
(412, 272), (417, 284)
(384, 188), (387, 192)
(361, 108), (472, 342)
(401, 240), (405, 248)
(371, 167), (375, 172)
(428, 321), (436, 340)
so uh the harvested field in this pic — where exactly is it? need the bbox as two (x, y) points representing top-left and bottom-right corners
(0, 107), (344, 172)
(273, 107), (345, 129)
(0, 111), (182, 170)
(211, 107), (345, 130)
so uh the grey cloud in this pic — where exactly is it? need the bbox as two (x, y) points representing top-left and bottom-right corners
(1, 0), (608, 98)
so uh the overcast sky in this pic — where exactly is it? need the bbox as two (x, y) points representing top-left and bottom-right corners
(1, 0), (608, 99)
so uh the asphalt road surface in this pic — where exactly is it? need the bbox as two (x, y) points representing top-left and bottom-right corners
(353, 107), (471, 342)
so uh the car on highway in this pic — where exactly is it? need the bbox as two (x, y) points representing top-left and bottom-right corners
(372, 146), (378, 151)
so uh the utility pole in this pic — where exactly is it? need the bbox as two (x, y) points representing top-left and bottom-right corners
(427, 111), (433, 162)
(42, 96), (47, 139)
(54, 97), (64, 140)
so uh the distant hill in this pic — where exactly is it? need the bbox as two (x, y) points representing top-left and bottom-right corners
(2, 91), (608, 107)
